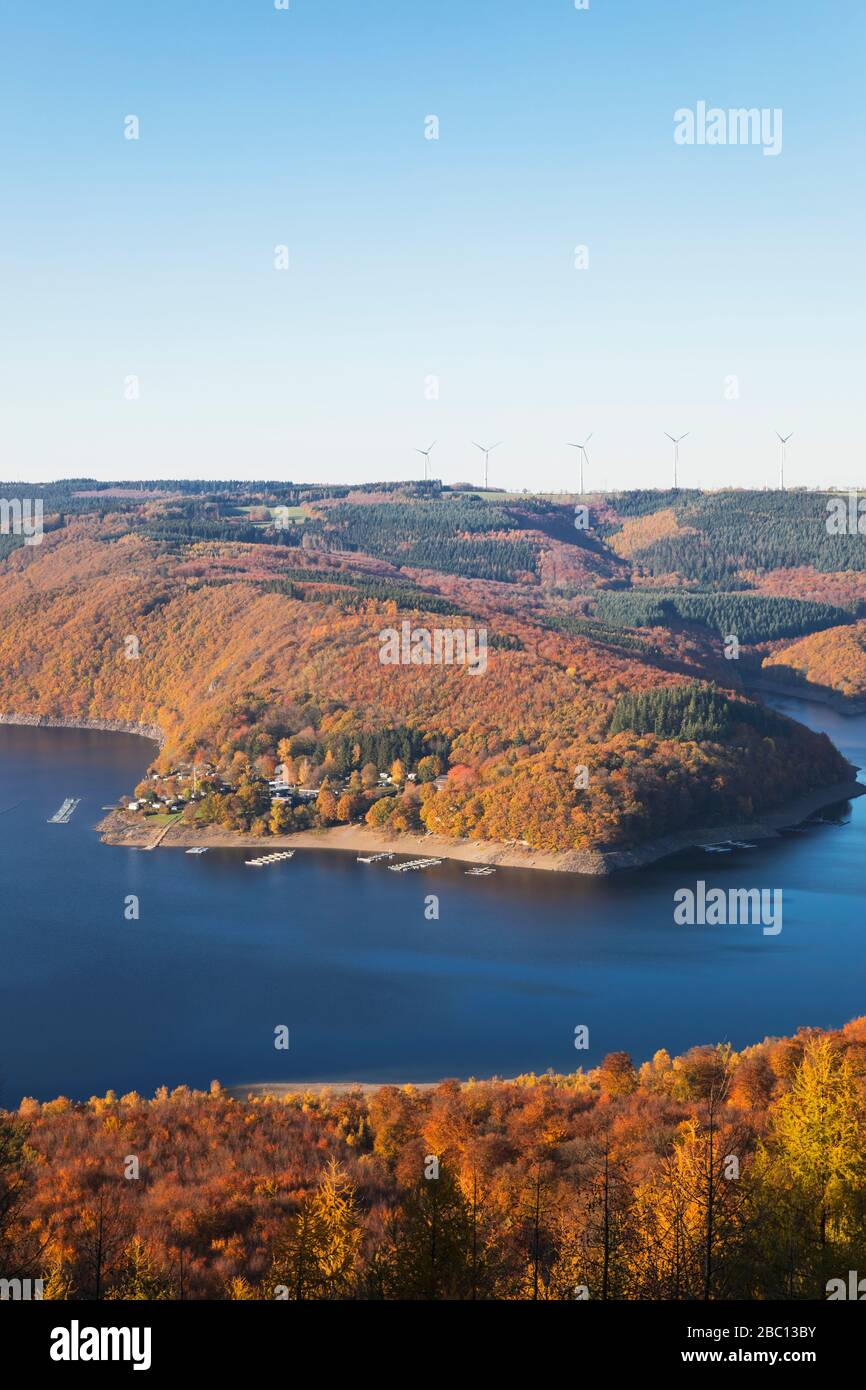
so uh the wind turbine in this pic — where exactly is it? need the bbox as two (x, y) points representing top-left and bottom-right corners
(473, 441), (501, 490)
(776, 432), (793, 490)
(566, 433), (593, 494)
(665, 432), (689, 488)
(415, 441), (436, 481)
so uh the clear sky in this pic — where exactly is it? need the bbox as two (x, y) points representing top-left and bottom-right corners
(1, 0), (863, 491)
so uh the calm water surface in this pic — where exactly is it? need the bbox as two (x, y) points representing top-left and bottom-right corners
(1, 695), (864, 1101)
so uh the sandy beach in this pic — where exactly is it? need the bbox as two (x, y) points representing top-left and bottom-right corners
(97, 775), (866, 875)
(226, 1080), (442, 1100)
(4, 707), (862, 876)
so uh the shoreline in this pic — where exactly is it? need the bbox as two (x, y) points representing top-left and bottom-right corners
(227, 1080), (442, 1099)
(5, 705), (863, 877)
(0, 711), (164, 747)
(97, 776), (866, 876)
(745, 675), (866, 717)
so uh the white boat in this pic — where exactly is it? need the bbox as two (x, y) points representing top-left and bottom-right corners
(185, 847), (208, 855)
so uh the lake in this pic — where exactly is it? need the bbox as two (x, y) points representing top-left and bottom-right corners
(1, 695), (864, 1102)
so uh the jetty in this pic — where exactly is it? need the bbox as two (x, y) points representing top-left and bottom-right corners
(388, 857), (442, 873)
(144, 821), (174, 851)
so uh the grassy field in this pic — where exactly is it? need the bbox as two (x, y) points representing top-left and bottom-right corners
(235, 504), (307, 525)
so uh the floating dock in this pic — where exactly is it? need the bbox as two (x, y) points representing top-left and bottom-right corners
(388, 857), (442, 872)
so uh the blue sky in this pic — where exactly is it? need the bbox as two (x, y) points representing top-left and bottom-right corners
(1, 0), (863, 490)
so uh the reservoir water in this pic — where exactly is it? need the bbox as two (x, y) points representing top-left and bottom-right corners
(1, 695), (864, 1102)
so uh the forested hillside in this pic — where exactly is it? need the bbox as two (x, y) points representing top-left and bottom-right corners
(0, 482), (860, 852)
(764, 622), (866, 699)
(606, 489), (866, 582)
(3, 1018), (866, 1300)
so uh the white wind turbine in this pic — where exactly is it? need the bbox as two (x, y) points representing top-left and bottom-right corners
(665, 432), (689, 488)
(566, 433), (593, 494)
(776, 432), (793, 490)
(473, 441), (501, 490)
(415, 441), (436, 481)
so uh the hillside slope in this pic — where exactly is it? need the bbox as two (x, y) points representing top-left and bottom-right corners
(0, 492), (855, 853)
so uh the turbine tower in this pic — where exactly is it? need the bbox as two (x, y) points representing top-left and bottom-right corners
(776, 432), (793, 490)
(415, 441), (436, 481)
(566, 434), (593, 494)
(665, 432), (689, 488)
(473, 441), (501, 490)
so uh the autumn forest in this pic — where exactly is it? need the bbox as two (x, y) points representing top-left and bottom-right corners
(3, 478), (866, 1310)
(0, 480), (862, 856)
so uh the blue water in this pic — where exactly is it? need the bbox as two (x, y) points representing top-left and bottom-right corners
(1, 696), (864, 1102)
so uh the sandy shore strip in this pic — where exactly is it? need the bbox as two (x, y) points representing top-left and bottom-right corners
(227, 1080), (442, 1100)
(97, 776), (866, 876)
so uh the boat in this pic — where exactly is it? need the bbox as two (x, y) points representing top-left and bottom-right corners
(185, 847), (208, 855)
(700, 844), (732, 853)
